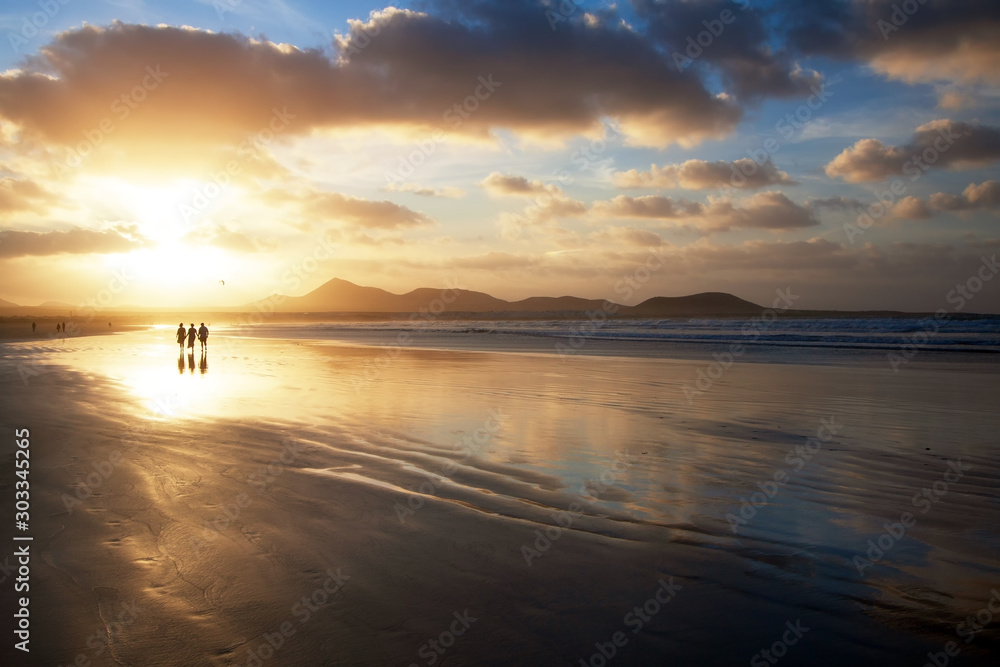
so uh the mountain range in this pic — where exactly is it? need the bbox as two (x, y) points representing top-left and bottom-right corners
(254, 278), (771, 317)
(4, 278), (990, 318)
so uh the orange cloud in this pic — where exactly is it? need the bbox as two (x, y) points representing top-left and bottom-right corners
(261, 187), (433, 230)
(593, 192), (817, 231)
(825, 120), (1000, 183)
(0, 224), (144, 257)
(613, 159), (796, 190)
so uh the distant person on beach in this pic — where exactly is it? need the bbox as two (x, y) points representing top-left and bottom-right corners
(187, 323), (197, 350)
(56, 323), (60, 333)
(198, 323), (209, 350)
(31, 322), (35, 333)
(176, 323), (186, 349)
(62, 321), (66, 333)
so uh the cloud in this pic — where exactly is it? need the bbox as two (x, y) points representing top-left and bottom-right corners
(487, 173), (587, 238)
(780, 0), (1000, 106)
(879, 181), (1000, 221)
(593, 192), (818, 231)
(0, 10), (744, 173)
(0, 178), (50, 214)
(890, 196), (933, 221)
(383, 182), (464, 198)
(182, 225), (278, 252)
(707, 192), (819, 231)
(825, 120), (1000, 182)
(612, 159), (797, 190)
(592, 195), (703, 219)
(682, 237), (858, 271)
(262, 188), (433, 229)
(481, 172), (552, 197)
(891, 180), (1000, 220)
(929, 180), (1000, 212)
(588, 226), (667, 247)
(447, 251), (542, 271)
(499, 195), (587, 240)
(0, 225), (144, 257)
(633, 0), (823, 100)
(807, 195), (867, 212)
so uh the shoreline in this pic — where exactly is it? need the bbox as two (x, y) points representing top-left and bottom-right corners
(2, 330), (998, 664)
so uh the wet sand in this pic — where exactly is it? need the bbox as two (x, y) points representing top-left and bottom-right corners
(1, 329), (999, 665)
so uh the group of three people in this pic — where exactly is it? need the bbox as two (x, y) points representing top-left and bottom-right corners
(177, 322), (209, 351)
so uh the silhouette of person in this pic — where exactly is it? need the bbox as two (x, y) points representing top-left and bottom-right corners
(62, 322), (66, 333)
(176, 323), (186, 350)
(187, 323), (197, 351)
(108, 322), (111, 329)
(56, 323), (60, 333)
(31, 322), (36, 333)
(198, 322), (209, 350)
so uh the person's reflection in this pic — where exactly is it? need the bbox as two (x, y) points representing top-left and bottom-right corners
(177, 351), (185, 375)
(188, 351), (195, 373)
(199, 349), (208, 375)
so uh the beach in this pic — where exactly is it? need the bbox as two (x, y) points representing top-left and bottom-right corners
(2, 325), (999, 666)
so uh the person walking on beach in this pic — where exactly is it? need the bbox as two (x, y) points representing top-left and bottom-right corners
(187, 323), (197, 350)
(31, 322), (35, 333)
(176, 322), (186, 350)
(198, 322), (209, 351)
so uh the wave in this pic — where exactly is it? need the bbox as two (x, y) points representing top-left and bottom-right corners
(234, 317), (1000, 354)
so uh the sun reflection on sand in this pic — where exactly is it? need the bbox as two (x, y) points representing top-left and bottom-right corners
(40, 328), (327, 423)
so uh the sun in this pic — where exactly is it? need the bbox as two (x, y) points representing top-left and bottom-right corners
(96, 179), (203, 244)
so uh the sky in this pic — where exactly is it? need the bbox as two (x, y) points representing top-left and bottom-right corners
(0, 0), (999, 312)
